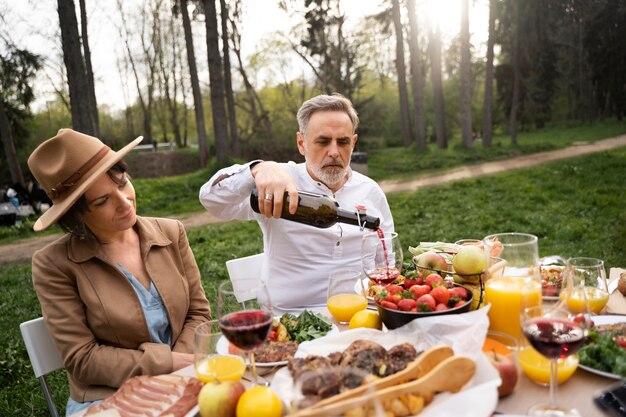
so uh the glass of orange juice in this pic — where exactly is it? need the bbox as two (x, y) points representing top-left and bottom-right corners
(518, 345), (579, 386)
(483, 233), (542, 339)
(327, 269), (367, 324)
(194, 320), (246, 383)
(563, 257), (609, 315)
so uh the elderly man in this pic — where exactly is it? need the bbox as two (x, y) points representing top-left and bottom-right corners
(199, 94), (394, 312)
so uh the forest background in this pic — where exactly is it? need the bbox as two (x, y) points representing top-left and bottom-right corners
(2, 0), (625, 188)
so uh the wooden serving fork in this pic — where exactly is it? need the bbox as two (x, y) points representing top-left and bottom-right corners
(288, 355), (476, 417)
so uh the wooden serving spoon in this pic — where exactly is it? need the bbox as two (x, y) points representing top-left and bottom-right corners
(288, 355), (476, 417)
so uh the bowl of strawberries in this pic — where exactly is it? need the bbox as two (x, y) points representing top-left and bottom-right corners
(374, 272), (473, 330)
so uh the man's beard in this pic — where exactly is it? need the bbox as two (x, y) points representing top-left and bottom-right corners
(306, 157), (348, 187)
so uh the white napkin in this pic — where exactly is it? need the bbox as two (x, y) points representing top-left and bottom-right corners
(272, 307), (500, 417)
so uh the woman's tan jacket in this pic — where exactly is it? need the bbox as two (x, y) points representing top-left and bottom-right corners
(31, 217), (212, 402)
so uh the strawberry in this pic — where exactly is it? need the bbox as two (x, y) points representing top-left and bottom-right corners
(449, 286), (468, 300)
(417, 294), (436, 311)
(380, 300), (398, 310)
(409, 284), (430, 299)
(402, 277), (418, 290)
(453, 300), (466, 308)
(430, 285), (450, 305)
(425, 273), (444, 288)
(398, 298), (418, 311)
(386, 284), (405, 295)
(435, 303), (449, 311)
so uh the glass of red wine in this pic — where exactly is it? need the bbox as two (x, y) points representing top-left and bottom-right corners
(521, 304), (587, 417)
(217, 280), (273, 385)
(361, 231), (403, 285)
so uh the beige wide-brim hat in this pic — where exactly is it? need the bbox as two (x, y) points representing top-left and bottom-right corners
(27, 129), (143, 231)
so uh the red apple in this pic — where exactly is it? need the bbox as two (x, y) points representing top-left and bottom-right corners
(484, 350), (518, 397)
(198, 380), (246, 417)
(414, 251), (449, 276)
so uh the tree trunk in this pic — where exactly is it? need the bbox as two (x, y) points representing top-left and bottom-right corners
(57, 0), (95, 135)
(0, 101), (25, 186)
(78, 0), (99, 137)
(180, 0), (209, 166)
(429, 24), (447, 149)
(407, 0), (425, 149)
(460, 0), (473, 148)
(509, 1), (520, 145)
(482, 0), (495, 147)
(203, 0), (229, 164)
(220, 0), (239, 157)
(391, 0), (412, 147)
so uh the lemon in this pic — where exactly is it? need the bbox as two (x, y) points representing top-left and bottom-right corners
(349, 309), (382, 330)
(236, 386), (283, 417)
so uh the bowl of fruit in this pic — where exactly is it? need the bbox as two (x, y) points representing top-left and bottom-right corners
(374, 273), (473, 330)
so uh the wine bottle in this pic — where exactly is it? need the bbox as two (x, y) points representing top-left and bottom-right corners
(250, 187), (380, 230)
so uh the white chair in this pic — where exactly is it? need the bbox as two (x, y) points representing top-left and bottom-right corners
(20, 317), (64, 417)
(225, 253), (264, 301)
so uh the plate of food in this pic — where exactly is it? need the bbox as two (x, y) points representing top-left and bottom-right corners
(578, 315), (626, 379)
(216, 310), (338, 367)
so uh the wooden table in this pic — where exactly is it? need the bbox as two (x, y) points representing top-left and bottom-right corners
(496, 368), (614, 416)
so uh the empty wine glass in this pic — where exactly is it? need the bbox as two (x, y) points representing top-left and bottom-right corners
(564, 257), (609, 315)
(217, 280), (273, 385)
(521, 303), (587, 416)
(361, 231), (403, 285)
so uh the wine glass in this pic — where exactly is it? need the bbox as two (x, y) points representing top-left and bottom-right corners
(361, 231), (403, 285)
(521, 304), (587, 417)
(217, 280), (273, 385)
(564, 257), (609, 315)
(326, 269), (367, 324)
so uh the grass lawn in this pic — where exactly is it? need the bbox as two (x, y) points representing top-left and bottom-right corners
(2, 144), (624, 415)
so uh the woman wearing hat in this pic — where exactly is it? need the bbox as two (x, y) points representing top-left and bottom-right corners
(27, 129), (212, 416)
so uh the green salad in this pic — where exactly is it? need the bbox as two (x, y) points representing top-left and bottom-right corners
(279, 310), (333, 343)
(579, 330), (626, 377)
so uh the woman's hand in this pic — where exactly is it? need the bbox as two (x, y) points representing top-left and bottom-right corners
(171, 352), (194, 371)
(251, 161), (299, 217)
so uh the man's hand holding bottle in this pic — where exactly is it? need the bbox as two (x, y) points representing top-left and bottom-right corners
(250, 161), (299, 218)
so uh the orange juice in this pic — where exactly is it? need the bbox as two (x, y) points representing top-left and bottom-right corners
(485, 276), (542, 339)
(565, 286), (609, 314)
(195, 354), (246, 383)
(517, 346), (578, 385)
(327, 293), (367, 323)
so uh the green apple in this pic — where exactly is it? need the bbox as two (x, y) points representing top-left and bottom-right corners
(198, 380), (246, 417)
(453, 246), (487, 275)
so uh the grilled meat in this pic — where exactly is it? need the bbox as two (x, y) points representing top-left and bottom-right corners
(289, 339), (421, 406)
(254, 341), (298, 363)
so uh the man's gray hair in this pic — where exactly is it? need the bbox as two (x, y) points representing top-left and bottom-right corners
(296, 93), (359, 137)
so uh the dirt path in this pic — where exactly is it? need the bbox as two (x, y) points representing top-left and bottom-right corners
(2, 134), (625, 265)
